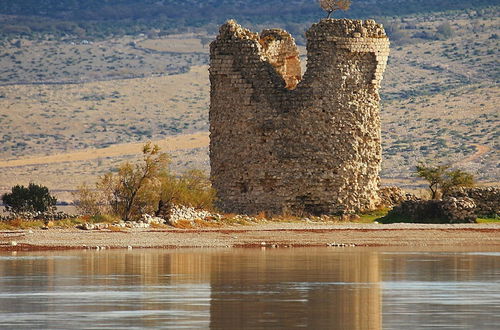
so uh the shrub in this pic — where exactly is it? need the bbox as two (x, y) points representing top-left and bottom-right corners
(101, 142), (168, 221)
(73, 183), (110, 216)
(441, 170), (475, 196)
(382, 21), (410, 44)
(2, 183), (57, 213)
(156, 169), (216, 218)
(74, 143), (216, 221)
(435, 22), (454, 40)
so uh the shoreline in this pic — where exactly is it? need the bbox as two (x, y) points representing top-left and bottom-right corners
(1, 222), (500, 252)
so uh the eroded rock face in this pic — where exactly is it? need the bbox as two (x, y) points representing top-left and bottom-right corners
(209, 19), (390, 215)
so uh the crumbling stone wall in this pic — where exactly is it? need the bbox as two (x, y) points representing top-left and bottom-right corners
(209, 19), (390, 215)
(444, 187), (499, 217)
(377, 186), (418, 208)
(386, 198), (477, 224)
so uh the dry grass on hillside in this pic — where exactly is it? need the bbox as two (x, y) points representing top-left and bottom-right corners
(0, 35), (209, 84)
(0, 66), (209, 158)
(137, 34), (210, 53)
(0, 10), (498, 197)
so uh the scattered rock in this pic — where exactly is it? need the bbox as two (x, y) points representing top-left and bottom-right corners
(327, 242), (354, 247)
(141, 214), (165, 225)
(166, 205), (219, 225)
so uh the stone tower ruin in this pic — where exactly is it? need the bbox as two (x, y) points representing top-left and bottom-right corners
(209, 19), (390, 215)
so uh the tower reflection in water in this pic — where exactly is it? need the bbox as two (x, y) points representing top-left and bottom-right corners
(0, 248), (381, 328)
(208, 249), (381, 329)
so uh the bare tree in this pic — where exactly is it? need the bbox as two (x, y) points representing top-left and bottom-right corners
(319, 0), (352, 18)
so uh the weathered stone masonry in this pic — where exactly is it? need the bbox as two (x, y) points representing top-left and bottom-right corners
(209, 19), (390, 215)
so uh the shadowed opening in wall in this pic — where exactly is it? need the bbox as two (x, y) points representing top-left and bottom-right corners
(259, 29), (302, 90)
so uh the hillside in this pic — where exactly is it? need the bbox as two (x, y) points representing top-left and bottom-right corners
(0, 5), (498, 200)
(0, 0), (497, 39)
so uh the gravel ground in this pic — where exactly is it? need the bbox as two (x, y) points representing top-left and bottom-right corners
(1, 222), (499, 251)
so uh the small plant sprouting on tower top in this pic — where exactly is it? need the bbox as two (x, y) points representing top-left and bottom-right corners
(319, 0), (352, 18)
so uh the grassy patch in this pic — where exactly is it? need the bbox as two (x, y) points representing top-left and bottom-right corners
(0, 221), (17, 230)
(269, 215), (301, 223)
(193, 218), (223, 228)
(54, 218), (86, 227)
(356, 208), (390, 223)
(0, 219), (45, 229)
(106, 225), (126, 232)
(220, 215), (253, 226)
(477, 217), (500, 223)
(88, 214), (121, 224)
(0, 215), (122, 230)
(172, 219), (195, 229)
(150, 222), (169, 229)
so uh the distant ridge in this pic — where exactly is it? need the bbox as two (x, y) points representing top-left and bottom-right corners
(0, 0), (497, 37)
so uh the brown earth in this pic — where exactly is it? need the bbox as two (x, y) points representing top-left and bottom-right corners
(1, 223), (499, 251)
(0, 132), (209, 168)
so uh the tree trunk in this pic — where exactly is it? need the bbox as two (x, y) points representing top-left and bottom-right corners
(155, 198), (172, 220)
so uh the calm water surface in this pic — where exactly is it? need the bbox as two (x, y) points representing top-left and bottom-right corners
(0, 247), (499, 329)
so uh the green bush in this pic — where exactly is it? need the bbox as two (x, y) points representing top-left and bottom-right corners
(2, 183), (57, 213)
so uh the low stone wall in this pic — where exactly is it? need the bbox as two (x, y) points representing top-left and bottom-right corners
(445, 187), (499, 217)
(377, 186), (418, 208)
(386, 197), (477, 223)
(0, 211), (79, 222)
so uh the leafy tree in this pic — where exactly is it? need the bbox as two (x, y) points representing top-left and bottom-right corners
(2, 183), (57, 213)
(416, 164), (474, 199)
(319, 0), (351, 18)
(74, 182), (110, 216)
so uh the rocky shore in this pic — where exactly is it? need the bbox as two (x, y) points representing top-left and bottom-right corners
(1, 222), (499, 251)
